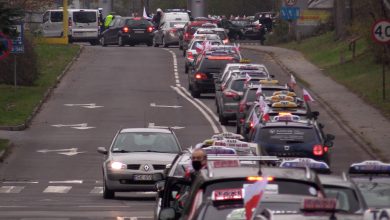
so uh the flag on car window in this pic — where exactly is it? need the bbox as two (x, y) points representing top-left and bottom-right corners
(303, 88), (315, 102)
(288, 74), (296, 90)
(255, 84), (262, 97)
(244, 179), (268, 220)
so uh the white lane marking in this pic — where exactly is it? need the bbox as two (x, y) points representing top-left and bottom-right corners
(51, 123), (95, 130)
(43, 186), (72, 193)
(171, 86), (219, 133)
(2, 181), (38, 184)
(0, 206), (27, 208)
(49, 180), (83, 184)
(0, 186), (24, 193)
(64, 103), (103, 109)
(90, 187), (103, 194)
(150, 103), (182, 108)
(177, 86), (228, 132)
(37, 148), (85, 156)
(79, 205), (130, 208)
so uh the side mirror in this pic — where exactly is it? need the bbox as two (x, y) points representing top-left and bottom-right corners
(97, 147), (108, 155)
(155, 180), (166, 192)
(159, 207), (176, 220)
(326, 134), (335, 141)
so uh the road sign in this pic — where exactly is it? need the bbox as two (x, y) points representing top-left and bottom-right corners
(11, 23), (24, 54)
(0, 32), (12, 60)
(371, 19), (390, 44)
(285, 0), (297, 7)
(281, 7), (300, 21)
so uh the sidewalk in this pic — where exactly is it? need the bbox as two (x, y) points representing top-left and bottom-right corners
(242, 45), (390, 161)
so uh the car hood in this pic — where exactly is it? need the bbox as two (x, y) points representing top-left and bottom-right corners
(110, 152), (178, 164)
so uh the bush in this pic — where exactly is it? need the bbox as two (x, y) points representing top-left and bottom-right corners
(0, 35), (39, 86)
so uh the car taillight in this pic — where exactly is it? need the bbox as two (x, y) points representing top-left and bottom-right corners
(247, 176), (274, 181)
(223, 39), (229, 44)
(324, 146), (329, 152)
(122, 27), (130, 33)
(223, 91), (239, 98)
(147, 26), (154, 32)
(250, 121), (254, 128)
(187, 51), (194, 59)
(195, 72), (207, 80)
(313, 145), (324, 156)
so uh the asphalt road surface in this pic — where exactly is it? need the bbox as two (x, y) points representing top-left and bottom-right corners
(0, 44), (371, 219)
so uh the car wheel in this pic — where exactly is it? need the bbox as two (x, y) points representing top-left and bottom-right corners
(179, 44), (183, 50)
(129, 43), (135, 47)
(162, 37), (168, 48)
(153, 38), (159, 47)
(103, 177), (115, 199)
(183, 49), (186, 57)
(219, 113), (228, 125)
(147, 41), (153, 47)
(185, 64), (188, 73)
(191, 88), (200, 98)
(101, 37), (107, 47)
(118, 36), (124, 46)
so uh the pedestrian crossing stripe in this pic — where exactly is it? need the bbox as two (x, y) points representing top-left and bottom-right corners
(43, 186), (72, 193)
(90, 187), (103, 194)
(0, 186), (24, 193)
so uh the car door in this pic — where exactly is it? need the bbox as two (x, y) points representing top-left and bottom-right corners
(42, 11), (64, 37)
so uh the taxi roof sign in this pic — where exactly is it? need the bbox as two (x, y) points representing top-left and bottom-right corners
(272, 101), (298, 108)
(273, 91), (297, 97)
(203, 146), (237, 155)
(210, 160), (241, 168)
(270, 95), (295, 102)
(280, 158), (330, 173)
(212, 188), (243, 201)
(260, 79), (279, 84)
(211, 132), (244, 140)
(349, 160), (390, 174)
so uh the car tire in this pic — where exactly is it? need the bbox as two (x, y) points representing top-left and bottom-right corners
(219, 113), (228, 125)
(147, 41), (153, 47)
(118, 36), (124, 47)
(129, 43), (136, 47)
(103, 177), (115, 199)
(190, 87), (200, 98)
(162, 37), (168, 48)
(153, 38), (159, 47)
(185, 64), (188, 73)
(182, 49), (186, 57)
(101, 37), (107, 47)
(179, 44), (183, 50)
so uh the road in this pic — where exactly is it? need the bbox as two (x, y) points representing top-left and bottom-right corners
(0, 44), (371, 219)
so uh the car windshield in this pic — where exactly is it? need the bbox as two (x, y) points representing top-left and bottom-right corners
(126, 19), (152, 28)
(256, 127), (319, 145)
(323, 186), (361, 213)
(230, 79), (259, 92)
(353, 179), (390, 208)
(73, 12), (96, 23)
(112, 132), (180, 153)
(200, 59), (237, 73)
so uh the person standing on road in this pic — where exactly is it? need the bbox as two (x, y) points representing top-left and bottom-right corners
(104, 12), (115, 30)
(185, 148), (208, 181)
(152, 8), (163, 28)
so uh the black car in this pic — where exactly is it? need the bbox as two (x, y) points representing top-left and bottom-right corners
(217, 19), (244, 40)
(249, 119), (335, 165)
(101, 17), (155, 47)
(188, 51), (240, 98)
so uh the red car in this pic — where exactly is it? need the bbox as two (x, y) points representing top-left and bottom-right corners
(179, 19), (219, 53)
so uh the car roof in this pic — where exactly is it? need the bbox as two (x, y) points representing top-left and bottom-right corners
(318, 174), (355, 188)
(120, 128), (172, 133)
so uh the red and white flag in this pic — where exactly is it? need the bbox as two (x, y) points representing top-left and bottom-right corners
(251, 110), (259, 127)
(289, 74), (296, 89)
(303, 88), (315, 102)
(245, 73), (252, 84)
(262, 104), (270, 122)
(195, 42), (203, 53)
(244, 179), (268, 220)
(255, 84), (262, 97)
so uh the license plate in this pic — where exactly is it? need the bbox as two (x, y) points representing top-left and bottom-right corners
(133, 174), (153, 181)
(134, 30), (144, 34)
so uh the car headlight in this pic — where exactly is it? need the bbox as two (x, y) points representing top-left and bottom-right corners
(110, 161), (126, 170)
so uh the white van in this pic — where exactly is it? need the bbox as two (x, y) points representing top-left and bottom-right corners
(160, 12), (190, 24)
(41, 9), (100, 45)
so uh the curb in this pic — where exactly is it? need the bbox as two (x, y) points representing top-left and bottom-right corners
(243, 45), (384, 161)
(0, 142), (14, 162)
(0, 45), (84, 131)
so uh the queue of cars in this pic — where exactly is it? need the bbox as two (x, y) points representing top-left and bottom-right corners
(91, 9), (390, 220)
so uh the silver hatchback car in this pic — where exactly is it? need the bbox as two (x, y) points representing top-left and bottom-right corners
(97, 128), (182, 199)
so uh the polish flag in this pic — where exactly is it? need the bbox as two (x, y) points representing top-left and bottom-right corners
(289, 74), (296, 89)
(245, 73), (252, 85)
(262, 104), (270, 122)
(244, 179), (268, 220)
(195, 42), (203, 53)
(303, 88), (315, 102)
(255, 84), (262, 97)
(142, 7), (152, 20)
(251, 110), (259, 127)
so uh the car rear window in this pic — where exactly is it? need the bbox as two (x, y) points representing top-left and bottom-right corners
(169, 22), (187, 28)
(200, 59), (237, 73)
(126, 19), (152, 27)
(50, 11), (63, 22)
(203, 179), (320, 199)
(324, 186), (360, 213)
(257, 127), (319, 145)
(199, 204), (244, 220)
(191, 41), (203, 49)
(73, 11), (96, 23)
(112, 132), (180, 153)
(214, 30), (228, 40)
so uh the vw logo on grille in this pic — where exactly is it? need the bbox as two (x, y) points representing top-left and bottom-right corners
(144, 164), (150, 171)
(284, 145), (290, 151)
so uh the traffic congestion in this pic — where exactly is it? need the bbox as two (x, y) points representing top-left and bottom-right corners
(0, 3), (389, 220)
(91, 8), (390, 220)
